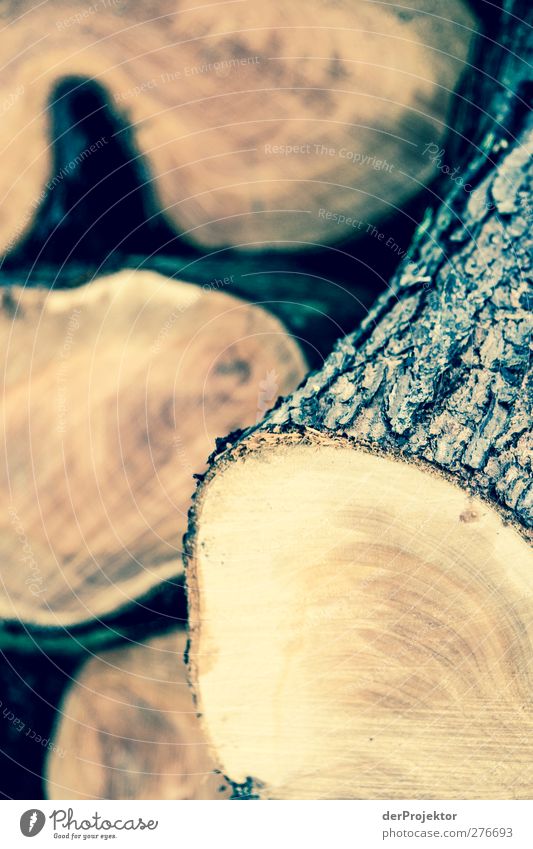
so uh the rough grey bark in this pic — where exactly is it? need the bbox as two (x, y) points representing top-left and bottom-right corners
(188, 0), (533, 541)
(263, 119), (533, 534)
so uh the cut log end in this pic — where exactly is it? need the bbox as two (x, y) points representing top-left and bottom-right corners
(0, 270), (306, 630)
(187, 432), (533, 799)
(0, 0), (476, 253)
(45, 631), (231, 800)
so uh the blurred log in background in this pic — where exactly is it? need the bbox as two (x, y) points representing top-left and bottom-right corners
(46, 632), (231, 800)
(0, 0), (475, 254)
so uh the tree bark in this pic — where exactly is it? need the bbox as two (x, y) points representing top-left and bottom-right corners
(185, 0), (533, 799)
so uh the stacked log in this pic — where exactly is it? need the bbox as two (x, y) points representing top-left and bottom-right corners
(0, 0), (475, 253)
(185, 0), (533, 799)
(46, 631), (230, 799)
(0, 268), (305, 644)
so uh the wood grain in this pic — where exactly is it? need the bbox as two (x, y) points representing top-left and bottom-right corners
(184, 11), (533, 798)
(46, 630), (231, 799)
(189, 441), (533, 799)
(0, 269), (306, 627)
(0, 0), (476, 253)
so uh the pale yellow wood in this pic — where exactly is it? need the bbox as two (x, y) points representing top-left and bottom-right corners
(45, 630), (231, 799)
(190, 438), (533, 799)
(0, 0), (476, 252)
(0, 270), (306, 626)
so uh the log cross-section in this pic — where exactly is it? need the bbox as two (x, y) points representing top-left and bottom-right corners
(0, 269), (306, 636)
(186, 0), (533, 800)
(46, 631), (231, 800)
(0, 0), (475, 253)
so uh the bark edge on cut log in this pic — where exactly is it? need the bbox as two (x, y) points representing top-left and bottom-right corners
(184, 2), (533, 797)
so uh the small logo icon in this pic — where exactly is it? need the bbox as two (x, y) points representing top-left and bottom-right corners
(20, 810), (46, 837)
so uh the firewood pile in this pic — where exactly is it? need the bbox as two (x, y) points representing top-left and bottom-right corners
(0, 0), (531, 800)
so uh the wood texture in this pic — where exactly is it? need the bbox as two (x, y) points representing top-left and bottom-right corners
(185, 1), (533, 799)
(0, 0), (476, 253)
(0, 269), (306, 629)
(46, 630), (230, 799)
(191, 442), (533, 799)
